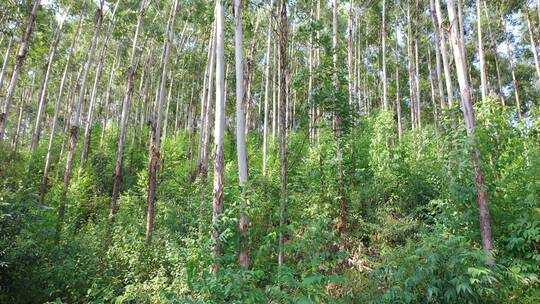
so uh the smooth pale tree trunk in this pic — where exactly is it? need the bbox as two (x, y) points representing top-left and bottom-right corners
(525, 8), (540, 85)
(395, 27), (402, 141)
(348, 0), (354, 107)
(0, 0), (40, 143)
(262, 0), (274, 177)
(30, 9), (69, 152)
(501, 16), (521, 118)
(244, 15), (261, 136)
(39, 15), (82, 207)
(484, 3), (504, 103)
(332, 0), (347, 239)
(81, 0), (120, 163)
(414, 0), (421, 129)
(57, 4), (104, 241)
(447, 0), (494, 265)
(100, 47), (119, 147)
(272, 41), (277, 139)
(427, 47), (439, 129)
(194, 32), (212, 181)
(382, 0), (388, 110)
(197, 23), (217, 181)
(146, 0), (179, 244)
(12, 85), (29, 152)
(435, 0), (454, 107)
(429, 0), (446, 108)
(111, 0), (147, 216)
(212, 0), (226, 274)
(232, 0), (250, 270)
(406, 1), (418, 130)
(0, 36), (14, 94)
(278, 0), (288, 267)
(477, 0), (488, 101)
(162, 70), (174, 141)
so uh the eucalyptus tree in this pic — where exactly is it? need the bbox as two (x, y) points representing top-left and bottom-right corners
(0, 36), (13, 95)
(111, 0), (148, 216)
(145, 0), (179, 244)
(446, 0), (494, 265)
(58, 1), (105, 240)
(211, 0), (225, 274)
(278, 0), (287, 267)
(0, 0), (40, 144)
(39, 14), (83, 207)
(232, 0), (250, 270)
(80, 0), (120, 163)
(30, 7), (69, 152)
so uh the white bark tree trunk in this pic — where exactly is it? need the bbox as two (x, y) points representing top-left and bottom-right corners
(145, 0), (179, 244)
(111, 0), (147, 216)
(212, 0), (226, 274)
(39, 15), (82, 207)
(447, 0), (494, 264)
(233, 0), (250, 270)
(0, 0), (40, 143)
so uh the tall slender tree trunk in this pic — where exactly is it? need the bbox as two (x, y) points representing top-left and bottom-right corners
(447, 0), (494, 264)
(39, 15), (82, 207)
(212, 0), (226, 274)
(0, 0), (40, 143)
(244, 15), (261, 137)
(477, 0), (489, 101)
(111, 0), (147, 216)
(501, 15), (521, 118)
(30, 9), (69, 152)
(57, 4), (104, 241)
(382, 0), (388, 110)
(407, 1), (418, 130)
(395, 26), (402, 140)
(483, 3), (504, 103)
(348, 0), (354, 107)
(429, 0), (446, 108)
(525, 7), (540, 85)
(278, 0), (288, 267)
(262, 0), (274, 177)
(12, 84), (29, 152)
(435, 0), (454, 107)
(100, 46), (119, 148)
(0, 36), (14, 95)
(145, 0), (179, 244)
(232, 0), (250, 270)
(197, 23), (217, 180)
(81, 1), (120, 163)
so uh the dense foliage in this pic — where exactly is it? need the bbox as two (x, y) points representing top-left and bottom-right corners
(0, 0), (539, 303)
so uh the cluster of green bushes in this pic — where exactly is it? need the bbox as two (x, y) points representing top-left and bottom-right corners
(1, 101), (539, 303)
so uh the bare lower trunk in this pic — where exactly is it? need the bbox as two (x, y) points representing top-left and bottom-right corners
(381, 0), (388, 110)
(278, 0), (288, 267)
(12, 86), (27, 152)
(57, 4), (104, 241)
(212, 0), (226, 274)
(145, 0), (178, 244)
(447, 0), (494, 265)
(111, 0), (147, 216)
(262, 0), (274, 177)
(233, 0), (250, 270)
